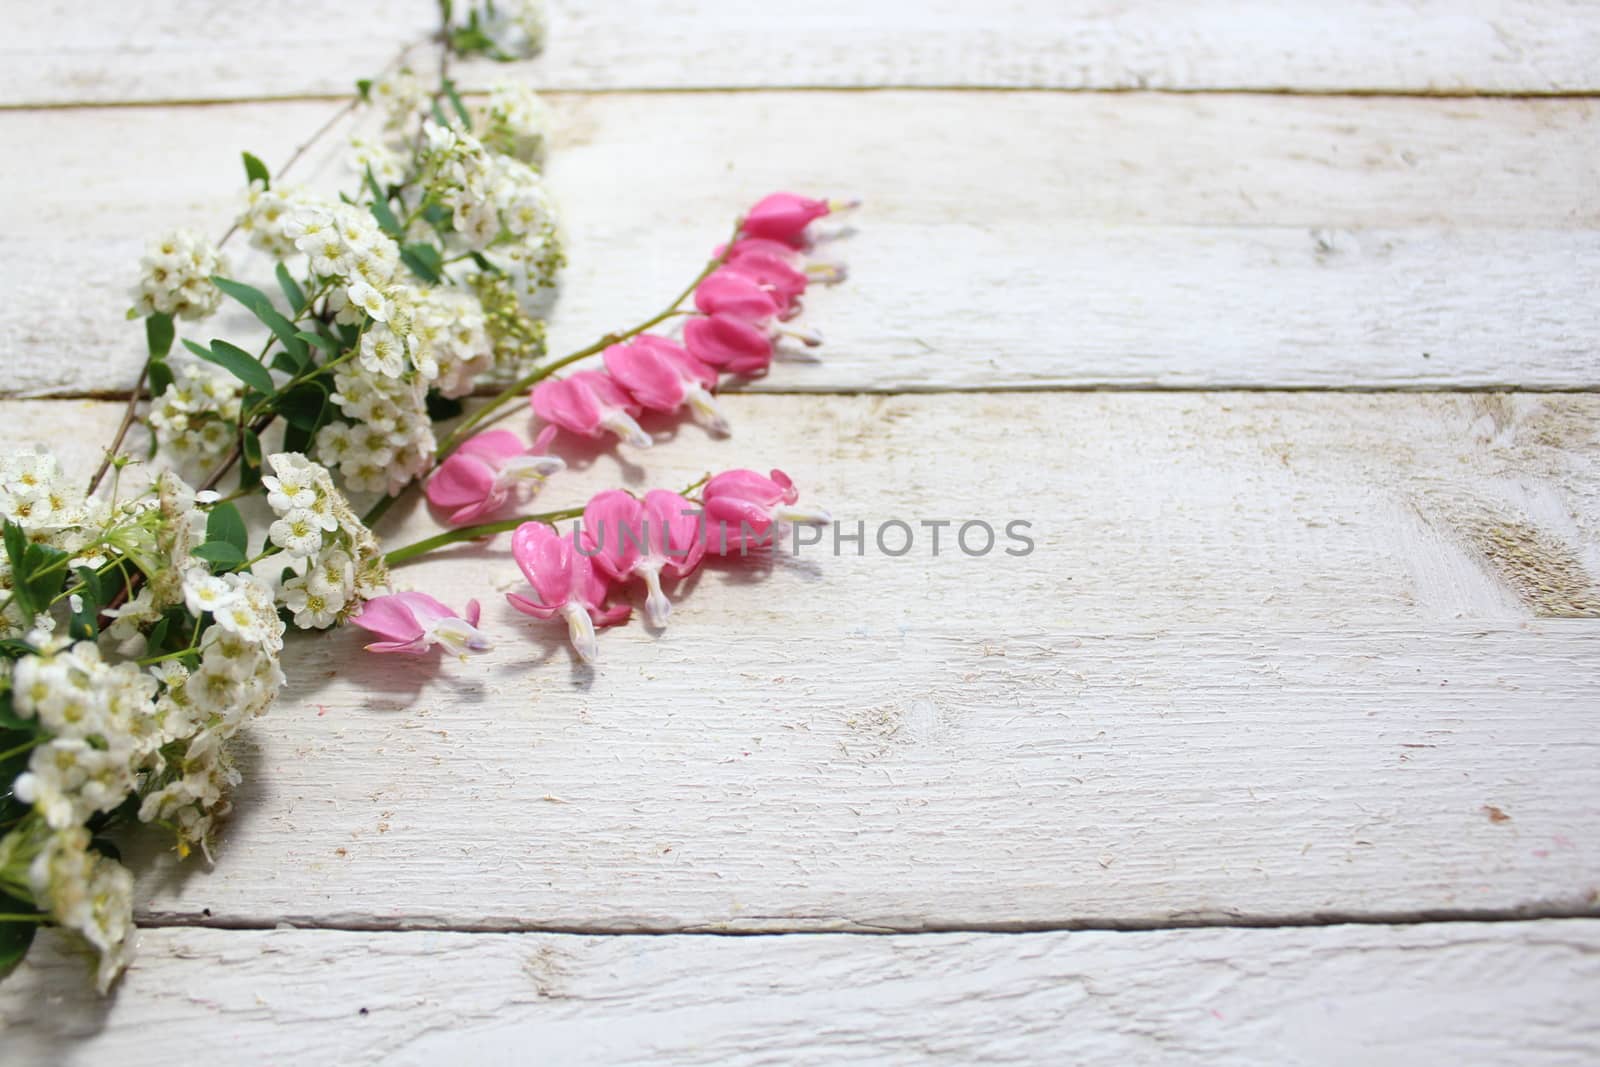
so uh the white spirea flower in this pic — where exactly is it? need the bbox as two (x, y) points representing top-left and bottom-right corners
(413, 287), (493, 397)
(348, 135), (406, 187)
(261, 453), (389, 622)
(238, 181), (320, 260)
(367, 69), (430, 131)
(132, 229), (226, 320)
(27, 828), (136, 993)
(182, 568), (240, 617)
(479, 0), (547, 58)
(479, 82), (552, 165)
(327, 366), (436, 495)
(147, 364), (243, 469)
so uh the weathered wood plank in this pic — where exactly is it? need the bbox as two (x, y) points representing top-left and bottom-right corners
(4, 93), (1599, 397)
(5, 922), (1600, 1064)
(9, 393), (1600, 929)
(9, 0), (1600, 105)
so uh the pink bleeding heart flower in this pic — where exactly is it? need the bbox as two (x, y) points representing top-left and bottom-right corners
(694, 268), (785, 323)
(506, 520), (629, 663)
(741, 192), (859, 248)
(602, 334), (729, 435)
(352, 592), (492, 656)
(531, 369), (653, 449)
(581, 489), (706, 627)
(723, 235), (847, 296)
(683, 313), (777, 378)
(721, 245), (809, 319)
(692, 271), (823, 357)
(425, 428), (565, 526)
(702, 468), (831, 554)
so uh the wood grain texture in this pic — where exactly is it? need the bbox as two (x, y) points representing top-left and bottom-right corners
(9, 0), (1600, 105)
(9, 393), (1600, 929)
(5, 921), (1600, 1065)
(4, 93), (1600, 397)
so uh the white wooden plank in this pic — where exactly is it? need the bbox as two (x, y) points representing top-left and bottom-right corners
(8, 393), (1600, 929)
(4, 93), (1600, 397)
(4, 922), (1600, 1064)
(9, 0), (1600, 105)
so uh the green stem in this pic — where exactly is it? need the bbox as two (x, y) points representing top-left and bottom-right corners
(139, 616), (206, 666)
(384, 506), (583, 566)
(0, 914), (47, 923)
(432, 218), (743, 461)
(0, 736), (47, 763)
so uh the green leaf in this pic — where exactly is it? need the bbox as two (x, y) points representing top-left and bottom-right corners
(270, 351), (303, 375)
(147, 358), (175, 397)
(15, 542), (68, 620)
(426, 391), (465, 421)
(442, 79), (472, 129)
(144, 615), (171, 656)
(3, 522), (27, 579)
(205, 502), (248, 554)
(210, 277), (307, 364)
(192, 541), (247, 568)
(400, 242), (442, 285)
(242, 151), (270, 189)
(283, 422), (313, 455)
(239, 428), (263, 492)
(0, 894), (39, 979)
(145, 312), (175, 359)
(296, 331), (339, 356)
(197, 338), (276, 396)
(0, 689), (34, 732)
(67, 566), (103, 641)
(3, 525), (68, 621)
(276, 383), (330, 432)
(365, 170), (404, 238)
(355, 78), (373, 101)
(275, 264), (307, 315)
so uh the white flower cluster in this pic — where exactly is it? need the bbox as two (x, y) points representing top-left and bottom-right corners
(132, 230), (226, 320)
(349, 135), (406, 187)
(6, 546), (282, 988)
(0, 451), (115, 637)
(286, 198), (402, 316)
(479, 0), (548, 58)
(479, 82), (552, 166)
(420, 121), (562, 290)
(412, 286), (494, 397)
(145, 364), (243, 467)
(318, 366), (436, 495)
(136, 588), (284, 856)
(260, 453), (388, 626)
(367, 68), (430, 132)
(12, 641), (157, 830)
(237, 180), (321, 260)
(19, 826), (134, 993)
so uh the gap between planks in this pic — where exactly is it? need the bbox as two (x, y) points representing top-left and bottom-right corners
(10, 86), (1600, 115)
(32, 383), (1600, 404)
(134, 905), (1600, 938)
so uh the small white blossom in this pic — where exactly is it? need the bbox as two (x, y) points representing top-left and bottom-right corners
(131, 230), (226, 320)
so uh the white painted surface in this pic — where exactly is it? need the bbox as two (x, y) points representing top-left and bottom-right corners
(4, 93), (1600, 397)
(5, 8), (1600, 1056)
(5, 922), (1600, 1065)
(8, 394), (1600, 930)
(8, 0), (1600, 105)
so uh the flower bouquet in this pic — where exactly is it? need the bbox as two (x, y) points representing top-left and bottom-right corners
(0, 0), (855, 991)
